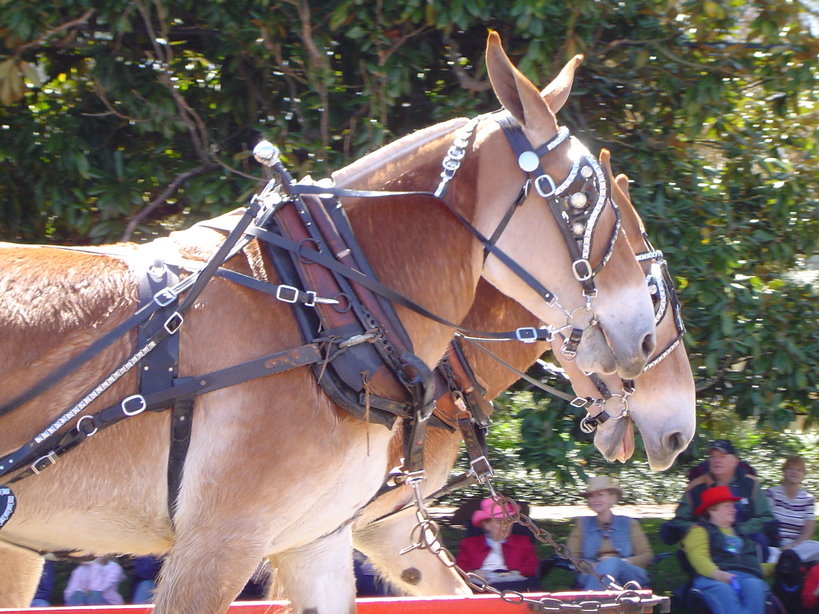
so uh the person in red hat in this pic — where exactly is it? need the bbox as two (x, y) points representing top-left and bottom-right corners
(681, 485), (771, 614)
(454, 497), (540, 592)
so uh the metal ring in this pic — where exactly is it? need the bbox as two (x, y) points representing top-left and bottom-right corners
(76, 415), (98, 436)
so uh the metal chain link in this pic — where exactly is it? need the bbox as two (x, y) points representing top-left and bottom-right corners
(403, 480), (669, 613)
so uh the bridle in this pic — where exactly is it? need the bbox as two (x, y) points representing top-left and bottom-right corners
(435, 112), (623, 359)
(435, 112), (685, 434)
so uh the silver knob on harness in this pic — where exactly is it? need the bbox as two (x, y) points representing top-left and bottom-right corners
(253, 140), (280, 167)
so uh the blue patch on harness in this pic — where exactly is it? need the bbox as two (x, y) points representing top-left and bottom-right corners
(0, 486), (16, 529)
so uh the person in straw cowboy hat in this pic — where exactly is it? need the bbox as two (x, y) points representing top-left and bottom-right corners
(681, 484), (770, 614)
(567, 476), (653, 589)
(454, 497), (540, 592)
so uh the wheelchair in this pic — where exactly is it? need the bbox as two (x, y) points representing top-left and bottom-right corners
(669, 549), (786, 614)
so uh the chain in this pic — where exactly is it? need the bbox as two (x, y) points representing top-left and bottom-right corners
(402, 480), (669, 613)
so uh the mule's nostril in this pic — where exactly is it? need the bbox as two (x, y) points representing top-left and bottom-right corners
(665, 431), (685, 453)
(641, 332), (656, 359)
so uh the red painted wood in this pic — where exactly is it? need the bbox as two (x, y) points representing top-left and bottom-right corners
(0, 590), (665, 614)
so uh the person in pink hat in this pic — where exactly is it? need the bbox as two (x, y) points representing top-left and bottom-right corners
(454, 497), (540, 592)
(682, 485), (770, 614)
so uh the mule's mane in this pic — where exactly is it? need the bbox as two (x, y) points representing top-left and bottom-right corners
(331, 118), (469, 187)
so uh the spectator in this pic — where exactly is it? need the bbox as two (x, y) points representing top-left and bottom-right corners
(567, 476), (653, 590)
(130, 555), (161, 604)
(455, 497), (540, 592)
(766, 454), (819, 564)
(30, 557), (56, 607)
(64, 555), (125, 606)
(661, 439), (776, 560)
(682, 485), (770, 614)
(801, 562), (819, 612)
(353, 550), (392, 597)
(236, 559), (272, 600)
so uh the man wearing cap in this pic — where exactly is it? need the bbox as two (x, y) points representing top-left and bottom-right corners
(661, 439), (776, 557)
(455, 497), (540, 592)
(682, 485), (770, 614)
(567, 476), (653, 590)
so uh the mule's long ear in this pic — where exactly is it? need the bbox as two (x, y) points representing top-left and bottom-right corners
(485, 30), (556, 132)
(600, 148), (645, 239)
(615, 173), (646, 235)
(540, 54), (584, 114)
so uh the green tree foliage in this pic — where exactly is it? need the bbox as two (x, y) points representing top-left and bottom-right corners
(0, 0), (816, 477)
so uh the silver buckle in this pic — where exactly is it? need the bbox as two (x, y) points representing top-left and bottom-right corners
(31, 451), (58, 474)
(469, 456), (495, 482)
(153, 287), (177, 307)
(276, 284), (300, 304)
(515, 327), (550, 343)
(572, 258), (593, 281)
(122, 394), (147, 416)
(534, 173), (557, 197)
(164, 312), (183, 334)
(514, 327), (538, 343)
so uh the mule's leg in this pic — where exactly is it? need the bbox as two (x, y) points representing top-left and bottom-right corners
(0, 543), (43, 608)
(152, 525), (269, 614)
(271, 525), (356, 614)
(354, 512), (471, 596)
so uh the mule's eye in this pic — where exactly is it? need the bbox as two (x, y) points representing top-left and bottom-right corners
(645, 262), (668, 322)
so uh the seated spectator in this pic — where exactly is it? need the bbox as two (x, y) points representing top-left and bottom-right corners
(661, 439), (776, 561)
(455, 497), (540, 592)
(682, 485), (770, 614)
(766, 454), (819, 564)
(236, 559), (272, 600)
(567, 476), (653, 589)
(64, 555), (125, 606)
(130, 554), (161, 604)
(353, 550), (392, 597)
(801, 561), (819, 612)
(30, 557), (56, 607)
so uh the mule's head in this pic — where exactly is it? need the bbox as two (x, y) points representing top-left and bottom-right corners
(473, 32), (656, 379)
(556, 153), (695, 471)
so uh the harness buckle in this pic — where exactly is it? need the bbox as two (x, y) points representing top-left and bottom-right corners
(534, 173), (557, 198)
(276, 284), (300, 304)
(570, 396), (594, 409)
(403, 469), (426, 485)
(122, 394), (147, 416)
(514, 327), (551, 343)
(31, 451), (58, 474)
(514, 327), (538, 343)
(468, 455), (494, 482)
(153, 287), (178, 307)
(572, 258), (593, 281)
(561, 327), (583, 360)
(164, 312), (183, 335)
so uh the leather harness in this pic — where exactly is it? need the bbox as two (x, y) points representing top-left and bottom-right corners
(0, 111), (672, 540)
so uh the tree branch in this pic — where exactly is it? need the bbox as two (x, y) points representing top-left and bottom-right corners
(121, 162), (219, 241)
(17, 9), (96, 54)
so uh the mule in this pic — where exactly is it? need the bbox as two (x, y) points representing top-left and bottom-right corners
(345, 155), (695, 597)
(0, 33), (656, 614)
